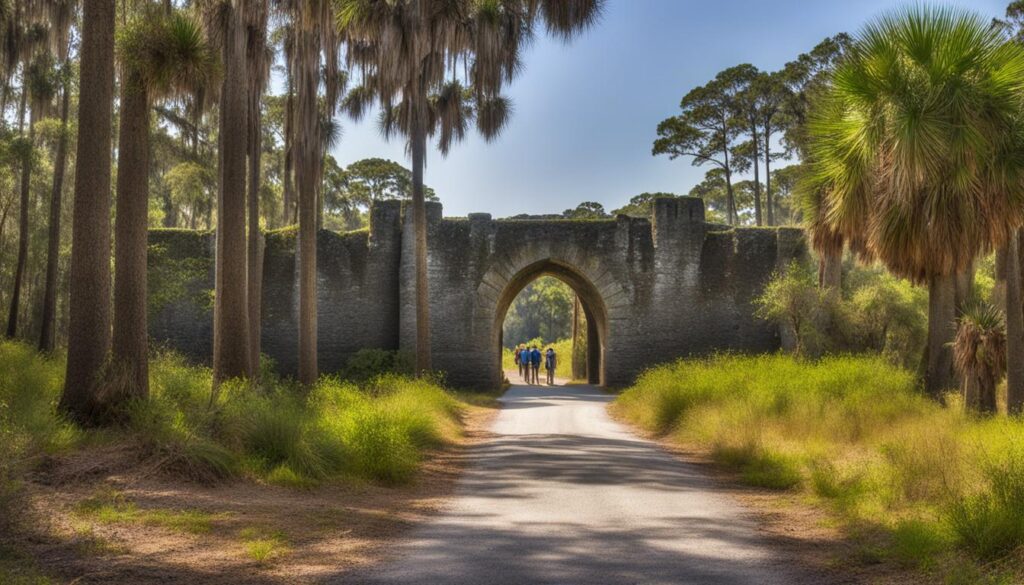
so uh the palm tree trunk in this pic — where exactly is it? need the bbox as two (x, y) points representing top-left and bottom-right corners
(247, 85), (263, 377)
(213, 4), (252, 383)
(39, 73), (71, 353)
(296, 28), (319, 385)
(1006, 232), (1024, 414)
(60, 0), (116, 425)
(6, 109), (34, 339)
(925, 272), (957, 400)
(111, 75), (151, 400)
(411, 102), (431, 375)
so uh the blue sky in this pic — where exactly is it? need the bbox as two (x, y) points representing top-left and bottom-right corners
(330, 0), (1009, 218)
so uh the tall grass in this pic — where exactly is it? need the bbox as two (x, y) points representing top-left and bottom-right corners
(614, 354), (1024, 575)
(0, 341), (465, 494)
(0, 343), (80, 524)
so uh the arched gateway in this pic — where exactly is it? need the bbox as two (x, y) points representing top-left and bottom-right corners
(148, 197), (806, 389)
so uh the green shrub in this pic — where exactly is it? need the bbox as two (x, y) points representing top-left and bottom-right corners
(342, 349), (414, 382)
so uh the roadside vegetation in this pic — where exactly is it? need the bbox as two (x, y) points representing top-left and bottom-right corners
(614, 353), (1024, 582)
(1, 340), (465, 520)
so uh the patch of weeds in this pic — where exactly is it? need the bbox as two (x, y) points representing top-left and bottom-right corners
(75, 488), (220, 535)
(714, 445), (802, 490)
(266, 464), (318, 489)
(888, 519), (951, 569)
(239, 527), (289, 563)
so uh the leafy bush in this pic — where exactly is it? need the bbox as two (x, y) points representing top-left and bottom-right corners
(755, 261), (834, 357)
(342, 348), (414, 382)
(757, 260), (928, 366)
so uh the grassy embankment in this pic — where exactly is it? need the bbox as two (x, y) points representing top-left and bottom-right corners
(614, 354), (1024, 583)
(0, 340), (466, 499)
(502, 338), (575, 381)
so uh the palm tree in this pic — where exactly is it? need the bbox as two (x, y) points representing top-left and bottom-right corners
(803, 6), (1024, 400)
(112, 7), (216, 400)
(207, 0), (253, 383)
(285, 0), (344, 385)
(1003, 230), (1024, 412)
(59, 0), (116, 425)
(337, 0), (604, 375)
(246, 0), (270, 376)
(954, 301), (1007, 414)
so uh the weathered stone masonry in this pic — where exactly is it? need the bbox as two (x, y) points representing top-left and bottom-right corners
(148, 197), (806, 389)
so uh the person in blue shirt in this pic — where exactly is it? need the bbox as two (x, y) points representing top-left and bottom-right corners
(545, 347), (557, 385)
(530, 346), (542, 385)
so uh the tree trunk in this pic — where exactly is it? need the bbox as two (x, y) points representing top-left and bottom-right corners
(282, 72), (294, 228)
(296, 28), (319, 385)
(1006, 232), (1024, 414)
(764, 130), (774, 226)
(111, 74), (151, 402)
(819, 248), (842, 294)
(925, 272), (957, 400)
(60, 0), (116, 425)
(39, 74), (71, 353)
(411, 103), (431, 375)
(6, 109), (34, 338)
(750, 123), (762, 227)
(247, 82), (263, 377)
(213, 4), (252, 383)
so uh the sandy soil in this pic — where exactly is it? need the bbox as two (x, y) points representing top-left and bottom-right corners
(1, 404), (499, 585)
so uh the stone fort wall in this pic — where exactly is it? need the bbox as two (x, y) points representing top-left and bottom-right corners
(148, 197), (806, 389)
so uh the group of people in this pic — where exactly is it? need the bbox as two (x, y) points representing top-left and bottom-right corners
(513, 345), (558, 385)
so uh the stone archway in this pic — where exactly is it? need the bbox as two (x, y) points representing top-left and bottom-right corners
(492, 259), (609, 386)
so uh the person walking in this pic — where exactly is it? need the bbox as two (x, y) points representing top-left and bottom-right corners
(530, 346), (542, 385)
(545, 347), (557, 385)
(514, 345), (523, 379)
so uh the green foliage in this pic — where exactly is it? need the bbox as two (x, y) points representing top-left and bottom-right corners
(341, 348), (414, 382)
(948, 448), (1024, 560)
(614, 353), (1024, 578)
(0, 341), (465, 505)
(146, 241), (213, 315)
(0, 342), (79, 526)
(846, 267), (927, 368)
(756, 260), (928, 366)
(755, 261), (829, 356)
(611, 193), (677, 218)
(503, 276), (574, 348)
(75, 488), (218, 535)
(562, 201), (610, 220)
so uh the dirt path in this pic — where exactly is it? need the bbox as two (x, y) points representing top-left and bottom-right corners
(336, 381), (823, 585)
